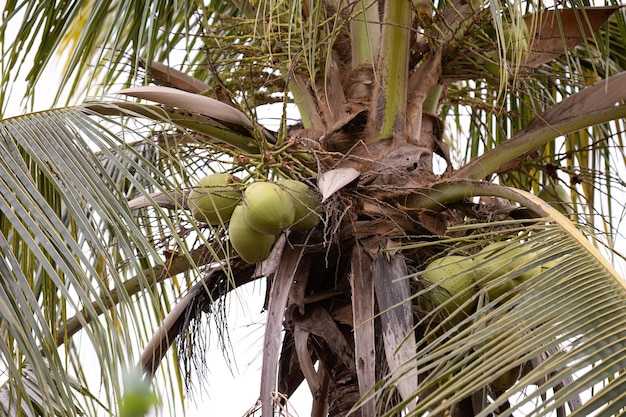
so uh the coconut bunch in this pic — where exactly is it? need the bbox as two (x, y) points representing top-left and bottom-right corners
(419, 239), (563, 392)
(187, 174), (322, 263)
(420, 239), (561, 321)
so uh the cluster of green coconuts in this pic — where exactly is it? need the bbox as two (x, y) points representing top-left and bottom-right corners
(420, 239), (562, 325)
(187, 173), (321, 264)
(537, 184), (574, 216)
(420, 184), (571, 315)
(421, 240), (557, 391)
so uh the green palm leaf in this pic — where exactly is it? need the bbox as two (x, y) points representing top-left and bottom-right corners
(0, 108), (223, 415)
(375, 186), (626, 416)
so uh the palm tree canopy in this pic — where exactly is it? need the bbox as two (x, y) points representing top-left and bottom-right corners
(1, 0), (626, 416)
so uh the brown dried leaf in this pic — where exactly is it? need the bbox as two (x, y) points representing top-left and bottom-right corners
(288, 254), (312, 315)
(418, 211), (448, 236)
(291, 305), (355, 372)
(260, 240), (307, 417)
(258, 234), (289, 278)
(312, 367), (331, 417)
(142, 60), (210, 93)
(117, 86), (255, 129)
(277, 331), (305, 398)
(523, 7), (621, 68)
(350, 244), (376, 417)
(294, 327), (320, 395)
(321, 109), (367, 153)
(372, 249), (417, 407)
(315, 58), (348, 126)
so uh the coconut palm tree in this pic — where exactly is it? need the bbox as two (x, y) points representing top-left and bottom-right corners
(2, 0), (626, 416)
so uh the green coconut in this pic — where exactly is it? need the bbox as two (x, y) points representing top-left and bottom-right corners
(276, 179), (321, 231)
(188, 173), (241, 225)
(421, 255), (478, 321)
(491, 365), (522, 392)
(120, 369), (159, 417)
(486, 331), (529, 392)
(243, 181), (296, 235)
(474, 240), (541, 300)
(502, 19), (529, 60)
(538, 184), (574, 216)
(228, 204), (277, 264)
(483, 51), (504, 80)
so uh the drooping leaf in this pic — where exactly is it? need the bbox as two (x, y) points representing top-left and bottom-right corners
(141, 60), (210, 94)
(260, 237), (308, 417)
(116, 86), (257, 131)
(140, 263), (256, 379)
(0, 105), (230, 416)
(349, 244), (376, 417)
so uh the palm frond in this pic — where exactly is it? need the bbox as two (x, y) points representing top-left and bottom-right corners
(445, 5), (626, 263)
(0, 107), (235, 416)
(0, 0), (241, 112)
(375, 217), (626, 416)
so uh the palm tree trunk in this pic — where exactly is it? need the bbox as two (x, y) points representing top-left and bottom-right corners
(327, 365), (361, 417)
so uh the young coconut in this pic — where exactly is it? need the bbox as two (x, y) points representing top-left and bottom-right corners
(502, 18), (530, 60)
(537, 184), (574, 216)
(474, 240), (540, 300)
(276, 179), (321, 231)
(188, 173), (241, 225)
(243, 181), (296, 235)
(421, 255), (478, 323)
(491, 365), (524, 392)
(228, 204), (276, 264)
(485, 331), (531, 392)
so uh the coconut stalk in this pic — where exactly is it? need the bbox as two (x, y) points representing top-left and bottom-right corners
(367, 0), (412, 141)
(289, 72), (325, 130)
(452, 71), (626, 180)
(453, 105), (626, 180)
(350, 0), (380, 66)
